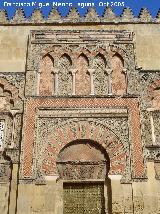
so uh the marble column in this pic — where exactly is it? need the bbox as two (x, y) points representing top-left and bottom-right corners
(88, 69), (95, 95)
(9, 109), (19, 148)
(150, 111), (156, 145)
(147, 108), (156, 145)
(105, 69), (112, 95)
(123, 68), (128, 94)
(52, 69), (59, 95)
(70, 69), (78, 95)
(36, 71), (41, 95)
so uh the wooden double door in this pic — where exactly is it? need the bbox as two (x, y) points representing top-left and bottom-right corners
(63, 183), (105, 214)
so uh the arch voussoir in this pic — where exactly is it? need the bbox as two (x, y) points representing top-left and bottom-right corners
(42, 120), (126, 176)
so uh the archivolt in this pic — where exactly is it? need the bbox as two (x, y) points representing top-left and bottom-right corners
(42, 120), (127, 176)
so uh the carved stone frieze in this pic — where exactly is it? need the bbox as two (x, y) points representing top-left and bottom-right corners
(25, 30), (138, 98)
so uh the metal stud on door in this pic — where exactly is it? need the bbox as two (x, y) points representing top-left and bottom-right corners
(83, 184), (105, 214)
(64, 183), (84, 214)
(63, 183), (105, 214)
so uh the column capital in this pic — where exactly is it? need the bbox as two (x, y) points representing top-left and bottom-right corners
(51, 68), (59, 74)
(88, 69), (95, 75)
(9, 109), (20, 117)
(70, 69), (78, 75)
(123, 68), (127, 73)
(104, 69), (112, 75)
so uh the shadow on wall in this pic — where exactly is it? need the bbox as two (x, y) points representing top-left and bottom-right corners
(106, 177), (112, 214)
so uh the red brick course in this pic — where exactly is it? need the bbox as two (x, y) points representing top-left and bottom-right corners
(22, 97), (145, 178)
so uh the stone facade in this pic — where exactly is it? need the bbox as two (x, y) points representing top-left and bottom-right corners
(0, 7), (160, 214)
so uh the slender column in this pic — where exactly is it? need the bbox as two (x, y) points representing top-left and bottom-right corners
(147, 108), (156, 145)
(123, 68), (128, 94)
(150, 111), (156, 145)
(105, 69), (112, 95)
(70, 69), (78, 95)
(52, 69), (59, 95)
(88, 69), (95, 95)
(9, 109), (19, 148)
(36, 71), (41, 95)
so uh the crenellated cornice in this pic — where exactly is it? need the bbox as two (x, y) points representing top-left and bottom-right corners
(0, 7), (160, 25)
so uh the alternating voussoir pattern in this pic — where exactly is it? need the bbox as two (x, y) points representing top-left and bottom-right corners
(0, 7), (159, 24)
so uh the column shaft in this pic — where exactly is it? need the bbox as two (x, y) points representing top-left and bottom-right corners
(88, 69), (95, 95)
(150, 112), (156, 145)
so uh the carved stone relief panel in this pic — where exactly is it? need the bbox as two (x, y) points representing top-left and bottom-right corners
(94, 53), (108, 95)
(0, 113), (18, 153)
(139, 73), (160, 152)
(0, 112), (23, 164)
(26, 30), (137, 97)
(39, 54), (54, 96)
(0, 85), (14, 111)
(33, 108), (131, 183)
(139, 73), (160, 177)
(20, 97), (145, 181)
(153, 111), (160, 145)
(139, 73), (160, 109)
(58, 53), (72, 96)
(152, 88), (160, 108)
(111, 43), (138, 96)
(111, 53), (126, 95)
(0, 73), (24, 109)
(75, 53), (90, 95)
(0, 76), (24, 164)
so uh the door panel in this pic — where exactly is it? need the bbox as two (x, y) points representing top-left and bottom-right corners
(64, 183), (84, 214)
(63, 183), (105, 214)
